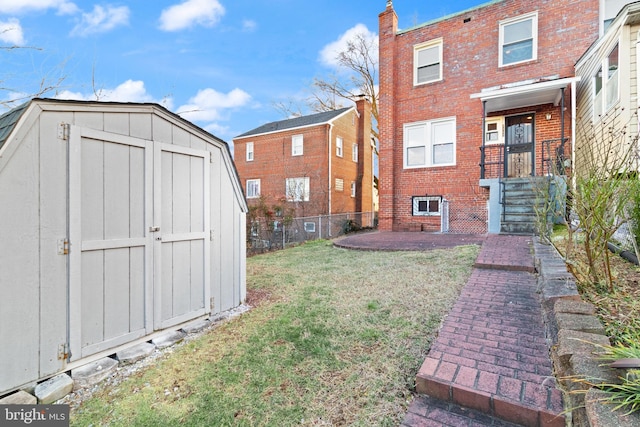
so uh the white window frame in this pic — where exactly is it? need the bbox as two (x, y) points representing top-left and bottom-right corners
(246, 179), (261, 199)
(412, 196), (442, 216)
(304, 222), (316, 233)
(336, 137), (343, 157)
(350, 181), (356, 198)
(414, 38), (443, 86)
(292, 134), (303, 156)
(285, 177), (310, 202)
(246, 142), (254, 161)
(335, 178), (344, 192)
(485, 117), (504, 145)
(593, 42), (619, 118)
(499, 12), (538, 67)
(352, 143), (358, 162)
(403, 117), (456, 169)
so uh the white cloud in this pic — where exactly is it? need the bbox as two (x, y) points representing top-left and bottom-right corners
(56, 79), (172, 108)
(177, 87), (251, 122)
(242, 19), (256, 32)
(0, 18), (25, 45)
(0, 0), (78, 15)
(70, 5), (129, 37)
(159, 0), (225, 32)
(319, 23), (378, 69)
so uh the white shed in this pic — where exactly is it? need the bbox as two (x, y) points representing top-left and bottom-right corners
(0, 99), (247, 395)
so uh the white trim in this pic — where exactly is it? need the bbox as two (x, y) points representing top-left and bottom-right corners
(403, 116), (456, 169)
(413, 38), (443, 86)
(499, 11), (538, 67)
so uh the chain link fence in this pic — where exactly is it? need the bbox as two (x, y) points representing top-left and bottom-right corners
(248, 212), (376, 255)
(441, 199), (488, 234)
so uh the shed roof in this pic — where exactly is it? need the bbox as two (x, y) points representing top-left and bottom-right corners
(235, 107), (352, 139)
(0, 102), (29, 151)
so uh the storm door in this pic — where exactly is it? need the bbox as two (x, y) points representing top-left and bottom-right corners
(504, 114), (534, 177)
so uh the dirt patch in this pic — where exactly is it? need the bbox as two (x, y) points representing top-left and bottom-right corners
(245, 288), (272, 308)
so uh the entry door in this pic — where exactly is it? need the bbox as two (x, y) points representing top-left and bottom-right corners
(505, 114), (534, 177)
(154, 143), (210, 330)
(69, 127), (153, 359)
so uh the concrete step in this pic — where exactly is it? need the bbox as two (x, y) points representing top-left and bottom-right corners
(501, 221), (537, 234)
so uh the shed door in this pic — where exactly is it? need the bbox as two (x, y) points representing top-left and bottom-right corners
(69, 128), (153, 359)
(154, 143), (210, 330)
(69, 128), (211, 360)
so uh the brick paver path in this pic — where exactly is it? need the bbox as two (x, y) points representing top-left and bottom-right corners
(403, 235), (564, 427)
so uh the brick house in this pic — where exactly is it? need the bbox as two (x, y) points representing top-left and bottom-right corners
(233, 98), (374, 224)
(378, 0), (601, 233)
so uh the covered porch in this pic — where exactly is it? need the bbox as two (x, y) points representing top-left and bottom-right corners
(470, 76), (579, 233)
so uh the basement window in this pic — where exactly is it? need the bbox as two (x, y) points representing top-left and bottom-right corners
(412, 196), (441, 216)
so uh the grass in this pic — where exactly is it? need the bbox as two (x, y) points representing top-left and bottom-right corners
(70, 239), (479, 426)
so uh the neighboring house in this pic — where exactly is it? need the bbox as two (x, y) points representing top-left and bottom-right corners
(378, 0), (601, 233)
(0, 99), (247, 396)
(233, 98), (375, 222)
(575, 1), (640, 175)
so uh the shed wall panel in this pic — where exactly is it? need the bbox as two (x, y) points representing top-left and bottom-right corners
(129, 113), (152, 140)
(0, 123), (40, 390)
(209, 149), (223, 314)
(104, 112), (130, 136)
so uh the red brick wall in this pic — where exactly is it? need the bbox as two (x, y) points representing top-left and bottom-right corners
(234, 103), (374, 219)
(378, 0), (599, 232)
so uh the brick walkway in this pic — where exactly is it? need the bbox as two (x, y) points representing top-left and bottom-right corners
(403, 235), (564, 427)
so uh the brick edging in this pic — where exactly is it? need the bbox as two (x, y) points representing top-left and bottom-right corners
(533, 237), (640, 427)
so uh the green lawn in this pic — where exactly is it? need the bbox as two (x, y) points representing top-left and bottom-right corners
(71, 240), (479, 426)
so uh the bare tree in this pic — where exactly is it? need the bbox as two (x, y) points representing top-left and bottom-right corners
(1, 33), (66, 109)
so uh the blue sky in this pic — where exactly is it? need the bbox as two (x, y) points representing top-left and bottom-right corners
(0, 0), (485, 145)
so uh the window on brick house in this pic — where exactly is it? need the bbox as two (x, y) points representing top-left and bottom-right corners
(404, 117), (456, 169)
(499, 12), (537, 66)
(335, 178), (344, 192)
(246, 142), (254, 161)
(336, 137), (343, 157)
(246, 179), (260, 198)
(350, 181), (356, 198)
(412, 196), (441, 216)
(594, 43), (619, 118)
(414, 38), (443, 85)
(286, 177), (310, 202)
(485, 117), (504, 145)
(352, 143), (358, 162)
(292, 135), (303, 156)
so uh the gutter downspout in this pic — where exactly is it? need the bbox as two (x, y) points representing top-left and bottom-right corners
(571, 79), (577, 189)
(328, 123), (333, 236)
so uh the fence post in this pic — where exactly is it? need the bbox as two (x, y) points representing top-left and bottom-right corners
(282, 223), (286, 248)
(319, 216), (322, 239)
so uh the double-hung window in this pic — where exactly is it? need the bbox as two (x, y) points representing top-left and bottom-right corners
(404, 117), (456, 169)
(594, 43), (619, 117)
(350, 181), (356, 198)
(246, 179), (260, 199)
(285, 177), (310, 202)
(352, 143), (358, 162)
(336, 137), (343, 157)
(292, 135), (303, 156)
(246, 142), (254, 161)
(414, 38), (443, 85)
(499, 12), (537, 66)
